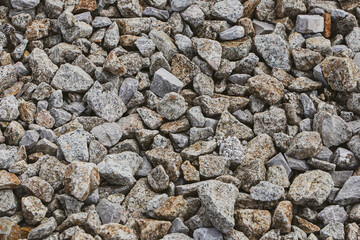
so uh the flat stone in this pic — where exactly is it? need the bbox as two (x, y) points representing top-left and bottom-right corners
(253, 19), (275, 35)
(137, 219), (171, 240)
(288, 170), (334, 206)
(193, 228), (223, 240)
(27, 217), (57, 240)
(320, 223), (345, 240)
(219, 26), (245, 41)
(272, 201), (293, 233)
(334, 176), (360, 205)
(57, 129), (89, 163)
(296, 15), (324, 33)
(97, 152), (142, 186)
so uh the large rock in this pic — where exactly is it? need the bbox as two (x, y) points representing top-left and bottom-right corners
(86, 81), (127, 122)
(254, 34), (291, 71)
(64, 162), (100, 201)
(247, 74), (284, 105)
(286, 131), (322, 159)
(97, 152), (142, 186)
(51, 64), (94, 92)
(321, 57), (360, 92)
(198, 180), (239, 234)
(150, 68), (184, 98)
(235, 209), (271, 239)
(0, 65), (17, 93)
(334, 176), (360, 205)
(313, 111), (352, 147)
(193, 38), (222, 71)
(288, 170), (334, 206)
(296, 15), (324, 33)
(0, 96), (19, 121)
(211, 0), (244, 24)
(57, 129), (90, 163)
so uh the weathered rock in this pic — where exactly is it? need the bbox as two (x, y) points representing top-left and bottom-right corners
(211, 0), (244, 24)
(250, 181), (285, 202)
(235, 209), (271, 239)
(288, 170), (334, 206)
(0, 96), (19, 122)
(286, 131), (322, 159)
(272, 201), (293, 233)
(198, 180), (239, 234)
(22, 176), (54, 203)
(21, 196), (47, 225)
(157, 92), (187, 121)
(146, 148), (182, 181)
(192, 38), (222, 71)
(57, 129), (89, 163)
(96, 199), (122, 224)
(97, 152), (142, 186)
(248, 74), (284, 105)
(296, 15), (324, 33)
(91, 123), (122, 148)
(64, 162), (100, 201)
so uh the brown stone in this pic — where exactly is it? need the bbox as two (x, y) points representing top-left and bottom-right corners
(35, 110), (55, 129)
(160, 118), (190, 134)
(20, 227), (32, 239)
(0, 82), (23, 98)
(119, 35), (139, 47)
(155, 195), (187, 220)
(235, 209), (271, 240)
(272, 201), (293, 233)
(96, 223), (137, 240)
(293, 215), (320, 233)
(25, 19), (50, 41)
(0, 218), (20, 240)
(242, 0), (261, 18)
(238, 17), (255, 37)
(181, 160), (200, 182)
(137, 219), (171, 240)
(322, 13), (331, 38)
(22, 176), (54, 203)
(0, 170), (20, 190)
(248, 74), (285, 105)
(171, 54), (200, 86)
(73, 0), (97, 13)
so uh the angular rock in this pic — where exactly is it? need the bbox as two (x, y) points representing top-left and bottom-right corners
(57, 129), (89, 163)
(286, 131), (322, 159)
(248, 74), (284, 105)
(91, 123), (122, 148)
(250, 181), (285, 202)
(150, 68), (184, 98)
(193, 38), (222, 71)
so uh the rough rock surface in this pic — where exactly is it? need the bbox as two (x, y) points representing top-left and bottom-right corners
(1, 0), (360, 239)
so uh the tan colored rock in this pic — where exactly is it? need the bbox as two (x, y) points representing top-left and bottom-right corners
(96, 223), (137, 240)
(293, 215), (320, 233)
(22, 176), (54, 203)
(0, 170), (20, 190)
(181, 160), (200, 182)
(0, 218), (20, 240)
(155, 195), (187, 220)
(64, 162), (100, 201)
(137, 219), (171, 240)
(21, 196), (47, 225)
(272, 201), (293, 233)
(73, 0), (97, 12)
(247, 74), (284, 105)
(25, 19), (50, 41)
(235, 209), (271, 239)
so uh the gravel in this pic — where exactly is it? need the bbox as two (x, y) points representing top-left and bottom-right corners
(1, 0), (360, 239)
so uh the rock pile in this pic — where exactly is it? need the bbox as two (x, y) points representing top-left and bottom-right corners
(0, 0), (360, 239)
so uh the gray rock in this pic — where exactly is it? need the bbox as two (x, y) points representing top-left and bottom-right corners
(51, 64), (94, 93)
(146, 194), (168, 218)
(143, 7), (169, 21)
(58, 11), (93, 43)
(92, 17), (112, 28)
(193, 38), (222, 71)
(313, 111), (352, 147)
(331, 147), (358, 169)
(91, 123), (122, 148)
(253, 106), (287, 136)
(171, 0), (194, 12)
(288, 170), (334, 206)
(27, 217), (57, 240)
(266, 153), (292, 177)
(150, 68), (184, 98)
(345, 27), (360, 52)
(0, 96), (19, 121)
(119, 78), (139, 104)
(187, 106), (205, 128)
(0, 189), (17, 216)
(147, 165), (170, 192)
(320, 223), (345, 240)
(103, 22), (120, 49)
(21, 196), (47, 225)
(57, 129), (90, 163)
(334, 176), (360, 205)
(248, 74), (284, 105)
(174, 34), (193, 59)
(254, 33), (291, 71)
(169, 217), (189, 234)
(296, 15), (324, 33)
(0, 65), (17, 93)
(149, 30), (179, 62)
(86, 81), (127, 122)
(300, 93), (316, 119)
(97, 152), (142, 186)
(211, 0), (243, 24)
(135, 37), (156, 57)
(19, 130), (39, 150)
(181, 5), (205, 28)
(193, 228), (223, 240)
(157, 92), (187, 121)
(250, 181), (285, 201)
(252, 19), (275, 35)
(267, 165), (290, 188)
(198, 180), (239, 234)
(49, 108), (72, 128)
(318, 205), (348, 225)
(96, 198), (122, 224)
(117, 0), (142, 17)
(193, 73), (214, 96)
(11, 0), (40, 10)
